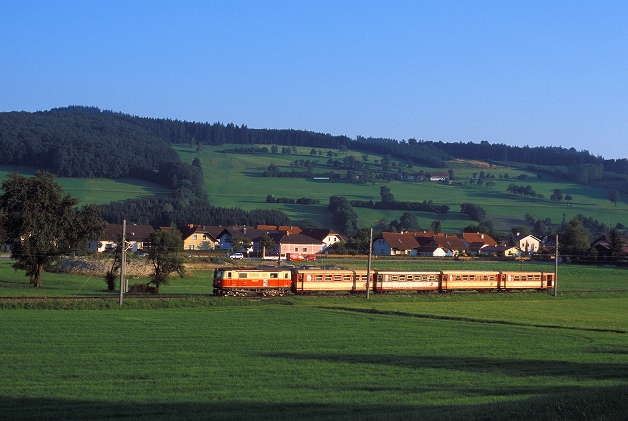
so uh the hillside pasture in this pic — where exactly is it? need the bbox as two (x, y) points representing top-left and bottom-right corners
(0, 165), (171, 205)
(173, 144), (628, 232)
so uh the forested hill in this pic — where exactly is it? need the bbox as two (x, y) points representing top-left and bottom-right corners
(2, 106), (628, 178)
(0, 108), (179, 178)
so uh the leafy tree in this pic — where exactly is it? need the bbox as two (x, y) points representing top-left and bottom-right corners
(230, 235), (252, 253)
(0, 172), (105, 287)
(565, 194), (573, 203)
(460, 203), (487, 222)
(608, 189), (620, 206)
(146, 229), (185, 288)
(559, 217), (591, 254)
(328, 196), (358, 236)
(381, 154), (391, 173)
(390, 212), (420, 232)
(380, 186), (395, 203)
(258, 233), (275, 258)
(608, 228), (625, 260)
(550, 189), (563, 202)
(430, 220), (442, 234)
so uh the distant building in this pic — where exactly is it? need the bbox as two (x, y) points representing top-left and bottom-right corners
(88, 223), (154, 253)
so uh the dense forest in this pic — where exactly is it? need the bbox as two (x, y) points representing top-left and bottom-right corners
(0, 108), (178, 178)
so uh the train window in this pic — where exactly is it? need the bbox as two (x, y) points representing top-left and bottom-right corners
(462, 275), (468, 281)
(489, 275), (495, 281)
(399, 275), (406, 281)
(334, 275), (341, 281)
(270, 273), (278, 278)
(325, 275), (332, 281)
(315, 275), (322, 281)
(285, 273), (289, 278)
(392, 275), (398, 281)
(521, 276), (527, 281)
(239, 273), (248, 278)
(469, 275), (475, 281)
(407, 275), (413, 281)
(429, 275), (436, 281)
(514, 276), (520, 281)
(534, 275), (540, 281)
(344, 275), (351, 281)
(227, 272), (232, 279)
(455, 275), (461, 281)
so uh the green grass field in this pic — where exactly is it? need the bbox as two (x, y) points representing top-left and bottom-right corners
(173, 144), (628, 232)
(1, 298), (626, 420)
(0, 165), (171, 205)
(1, 261), (626, 420)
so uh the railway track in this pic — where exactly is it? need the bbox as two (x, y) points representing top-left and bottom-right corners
(0, 289), (626, 302)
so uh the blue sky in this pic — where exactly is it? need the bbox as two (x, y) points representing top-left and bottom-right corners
(2, 1), (627, 159)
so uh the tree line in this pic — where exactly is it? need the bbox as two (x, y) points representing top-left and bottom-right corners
(5, 107), (628, 185)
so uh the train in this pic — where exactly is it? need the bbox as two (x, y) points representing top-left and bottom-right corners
(212, 266), (555, 296)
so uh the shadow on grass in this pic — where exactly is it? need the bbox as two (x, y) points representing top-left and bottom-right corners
(0, 384), (626, 421)
(258, 352), (628, 382)
(327, 307), (628, 334)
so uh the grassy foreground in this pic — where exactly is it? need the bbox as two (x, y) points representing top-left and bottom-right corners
(1, 259), (626, 420)
(0, 300), (626, 421)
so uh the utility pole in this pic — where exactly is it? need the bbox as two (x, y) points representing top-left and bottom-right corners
(119, 219), (126, 305)
(366, 228), (372, 299)
(554, 234), (558, 297)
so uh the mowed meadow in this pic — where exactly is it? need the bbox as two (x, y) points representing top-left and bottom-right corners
(0, 260), (626, 420)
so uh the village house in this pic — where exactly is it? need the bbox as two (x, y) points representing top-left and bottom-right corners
(299, 228), (346, 251)
(479, 245), (522, 258)
(456, 232), (498, 256)
(373, 232), (420, 256)
(427, 171), (449, 182)
(88, 223), (154, 253)
(265, 232), (325, 257)
(589, 233), (628, 259)
(177, 224), (221, 251)
(501, 233), (541, 255)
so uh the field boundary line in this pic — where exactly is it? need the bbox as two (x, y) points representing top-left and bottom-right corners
(324, 307), (627, 334)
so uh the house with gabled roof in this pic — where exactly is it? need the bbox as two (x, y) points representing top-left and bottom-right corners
(501, 233), (541, 256)
(266, 232), (324, 256)
(428, 171), (449, 182)
(479, 245), (522, 257)
(373, 233), (420, 256)
(216, 226), (267, 252)
(88, 223), (154, 253)
(299, 228), (346, 251)
(256, 225), (302, 234)
(177, 224), (220, 251)
(589, 233), (628, 259)
(456, 232), (498, 255)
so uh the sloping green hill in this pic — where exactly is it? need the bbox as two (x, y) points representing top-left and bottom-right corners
(174, 144), (627, 233)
